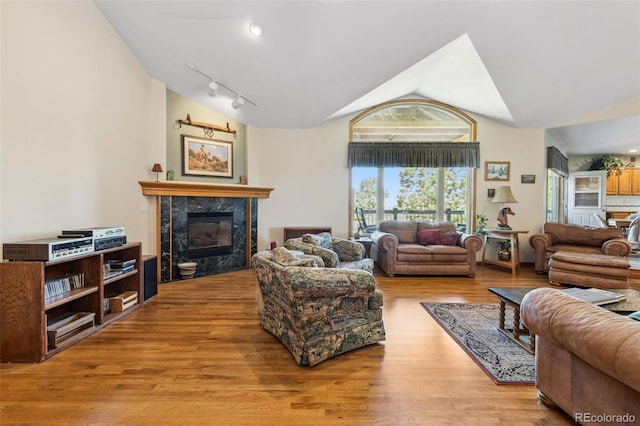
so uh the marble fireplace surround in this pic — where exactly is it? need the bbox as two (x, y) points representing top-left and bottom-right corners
(139, 181), (273, 282)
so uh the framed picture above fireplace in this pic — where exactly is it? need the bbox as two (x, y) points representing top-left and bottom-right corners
(182, 134), (233, 178)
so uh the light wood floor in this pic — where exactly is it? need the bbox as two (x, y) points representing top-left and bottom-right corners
(1, 263), (583, 425)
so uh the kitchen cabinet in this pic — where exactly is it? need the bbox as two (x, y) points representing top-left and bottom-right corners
(632, 170), (640, 195)
(607, 169), (632, 195)
(606, 169), (640, 195)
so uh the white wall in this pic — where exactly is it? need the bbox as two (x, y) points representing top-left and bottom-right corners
(248, 119), (351, 247)
(1, 1), (165, 252)
(249, 112), (546, 263)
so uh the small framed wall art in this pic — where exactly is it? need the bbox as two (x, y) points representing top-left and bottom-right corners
(521, 174), (536, 184)
(485, 161), (510, 181)
(182, 134), (233, 178)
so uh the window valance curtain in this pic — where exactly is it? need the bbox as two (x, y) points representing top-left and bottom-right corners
(348, 142), (480, 168)
(547, 146), (568, 176)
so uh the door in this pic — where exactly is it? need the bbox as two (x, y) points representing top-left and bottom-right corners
(568, 170), (607, 226)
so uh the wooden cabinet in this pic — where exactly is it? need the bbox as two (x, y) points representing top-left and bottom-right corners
(0, 242), (142, 363)
(607, 172), (617, 194)
(607, 169), (636, 195)
(632, 170), (640, 195)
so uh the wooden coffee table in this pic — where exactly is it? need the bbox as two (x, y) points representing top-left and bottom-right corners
(488, 288), (537, 354)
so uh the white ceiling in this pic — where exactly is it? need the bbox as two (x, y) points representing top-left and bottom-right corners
(94, 0), (640, 155)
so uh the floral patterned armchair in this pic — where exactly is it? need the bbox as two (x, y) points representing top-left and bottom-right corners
(251, 248), (385, 366)
(284, 232), (374, 274)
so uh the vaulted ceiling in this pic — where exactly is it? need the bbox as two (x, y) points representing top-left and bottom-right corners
(95, 1), (640, 155)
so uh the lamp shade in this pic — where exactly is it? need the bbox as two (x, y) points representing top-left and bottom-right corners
(491, 186), (517, 203)
(152, 163), (163, 173)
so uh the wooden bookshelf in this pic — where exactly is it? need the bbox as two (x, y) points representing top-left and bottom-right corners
(0, 242), (142, 363)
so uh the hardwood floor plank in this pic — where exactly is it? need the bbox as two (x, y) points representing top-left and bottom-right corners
(1, 264), (576, 425)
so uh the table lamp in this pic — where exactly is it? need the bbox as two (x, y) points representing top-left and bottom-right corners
(152, 163), (163, 182)
(491, 186), (517, 230)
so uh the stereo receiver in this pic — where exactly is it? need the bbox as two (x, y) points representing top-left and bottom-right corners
(61, 226), (125, 240)
(61, 226), (126, 250)
(3, 236), (94, 261)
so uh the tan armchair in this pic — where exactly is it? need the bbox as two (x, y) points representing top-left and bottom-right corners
(528, 222), (632, 274)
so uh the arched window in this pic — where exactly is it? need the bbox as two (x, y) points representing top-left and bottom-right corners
(349, 99), (478, 235)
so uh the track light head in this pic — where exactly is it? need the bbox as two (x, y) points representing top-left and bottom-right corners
(249, 23), (263, 37)
(208, 81), (218, 97)
(231, 95), (245, 109)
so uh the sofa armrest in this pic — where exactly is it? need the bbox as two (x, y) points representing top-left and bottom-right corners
(529, 233), (556, 273)
(459, 233), (482, 252)
(529, 233), (556, 249)
(371, 231), (399, 251)
(602, 238), (633, 257)
(521, 288), (640, 393)
(283, 267), (376, 301)
(330, 237), (365, 261)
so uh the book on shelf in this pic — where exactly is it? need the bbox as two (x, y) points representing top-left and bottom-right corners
(562, 287), (626, 305)
(102, 263), (124, 280)
(44, 273), (84, 299)
(108, 259), (136, 270)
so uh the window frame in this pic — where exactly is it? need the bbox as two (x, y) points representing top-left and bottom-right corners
(349, 99), (478, 236)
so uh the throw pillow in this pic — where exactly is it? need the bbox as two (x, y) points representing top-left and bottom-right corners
(302, 233), (324, 246)
(272, 247), (295, 264)
(440, 231), (460, 246)
(271, 247), (319, 267)
(417, 229), (441, 245)
(316, 232), (333, 248)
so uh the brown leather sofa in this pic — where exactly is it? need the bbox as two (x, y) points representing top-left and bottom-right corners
(521, 288), (640, 424)
(528, 222), (632, 274)
(370, 220), (482, 277)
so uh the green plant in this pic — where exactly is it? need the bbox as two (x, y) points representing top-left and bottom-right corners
(496, 240), (511, 250)
(589, 154), (631, 176)
(475, 213), (488, 235)
(476, 214), (489, 235)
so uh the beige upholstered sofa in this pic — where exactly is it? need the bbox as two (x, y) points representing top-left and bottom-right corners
(528, 222), (632, 274)
(371, 220), (483, 277)
(521, 288), (640, 423)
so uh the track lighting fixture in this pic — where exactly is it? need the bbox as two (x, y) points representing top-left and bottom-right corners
(231, 95), (245, 110)
(207, 81), (218, 97)
(249, 23), (263, 37)
(187, 63), (257, 108)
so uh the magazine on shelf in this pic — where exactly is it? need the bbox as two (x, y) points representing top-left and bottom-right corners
(562, 287), (626, 305)
(108, 259), (136, 270)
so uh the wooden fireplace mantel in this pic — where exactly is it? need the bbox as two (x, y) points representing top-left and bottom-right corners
(138, 181), (273, 198)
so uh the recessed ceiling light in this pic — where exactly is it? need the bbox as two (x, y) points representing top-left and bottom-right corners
(249, 23), (263, 37)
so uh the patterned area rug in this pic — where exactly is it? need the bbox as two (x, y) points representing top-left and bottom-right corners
(420, 302), (534, 385)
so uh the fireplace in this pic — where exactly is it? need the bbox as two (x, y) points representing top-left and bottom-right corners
(187, 212), (233, 258)
(140, 181), (272, 282)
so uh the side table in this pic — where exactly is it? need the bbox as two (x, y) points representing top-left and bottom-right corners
(482, 229), (529, 275)
(351, 237), (372, 258)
